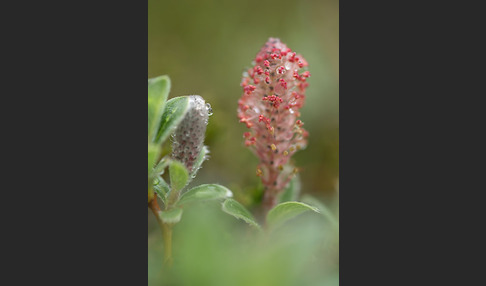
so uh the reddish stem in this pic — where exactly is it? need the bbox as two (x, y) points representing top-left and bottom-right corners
(262, 188), (278, 215)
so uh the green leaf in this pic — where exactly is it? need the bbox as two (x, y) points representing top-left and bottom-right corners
(153, 177), (170, 203)
(266, 201), (320, 229)
(153, 157), (171, 176)
(278, 174), (301, 203)
(190, 145), (209, 178)
(221, 199), (260, 229)
(169, 160), (189, 192)
(148, 144), (160, 177)
(301, 194), (339, 228)
(155, 96), (190, 145)
(148, 75), (170, 142)
(177, 184), (233, 206)
(159, 208), (183, 224)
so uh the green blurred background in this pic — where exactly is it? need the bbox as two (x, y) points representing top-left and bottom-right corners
(149, 0), (338, 284)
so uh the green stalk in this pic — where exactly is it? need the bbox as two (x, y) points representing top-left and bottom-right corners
(161, 223), (173, 266)
(148, 198), (173, 267)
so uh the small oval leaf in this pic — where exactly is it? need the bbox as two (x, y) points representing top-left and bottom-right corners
(148, 144), (160, 177)
(148, 75), (170, 142)
(155, 96), (190, 145)
(169, 161), (189, 192)
(301, 194), (339, 228)
(153, 177), (170, 203)
(177, 184), (233, 206)
(153, 157), (171, 176)
(159, 208), (183, 224)
(222, 199), (260, 229)
(266, 201), (320, 229)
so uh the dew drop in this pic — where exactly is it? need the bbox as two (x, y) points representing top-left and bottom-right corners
(206, 103), (213, 116)
(226, 189), (233, 198)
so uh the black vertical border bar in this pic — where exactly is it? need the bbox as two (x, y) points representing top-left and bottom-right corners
(1, 0), (147, 283)
(38, 0), (149, 284)
(339, 0), (427, 284)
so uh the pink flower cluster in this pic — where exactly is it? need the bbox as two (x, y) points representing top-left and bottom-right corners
(237, 38), (310, 210)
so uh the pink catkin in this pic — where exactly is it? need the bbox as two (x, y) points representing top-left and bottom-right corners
(237, 38), (310, 212)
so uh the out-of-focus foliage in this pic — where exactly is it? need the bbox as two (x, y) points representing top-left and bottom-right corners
(148, 202), (339, 286)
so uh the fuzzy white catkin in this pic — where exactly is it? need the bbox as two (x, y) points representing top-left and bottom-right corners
(171, 95), (211, 174)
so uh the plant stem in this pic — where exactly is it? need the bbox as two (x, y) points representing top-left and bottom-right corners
(262, 188), (278, 217)
(161, 223), (173, 266)
(148, 198), (173, 267)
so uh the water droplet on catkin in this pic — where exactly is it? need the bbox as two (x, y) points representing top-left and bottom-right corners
(206, 103), (213, 116)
